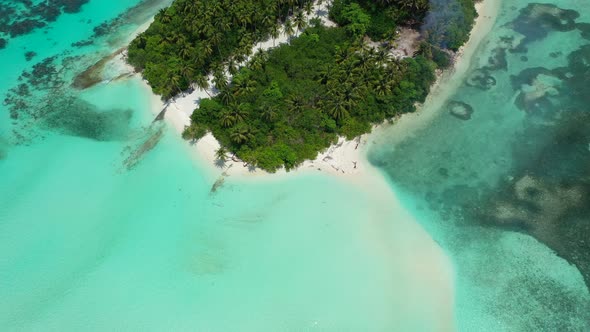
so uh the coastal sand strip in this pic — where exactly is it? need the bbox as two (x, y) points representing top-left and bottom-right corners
(116, 1), (502, 330)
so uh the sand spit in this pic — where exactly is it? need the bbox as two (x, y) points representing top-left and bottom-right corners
(107, 2), (499, 330)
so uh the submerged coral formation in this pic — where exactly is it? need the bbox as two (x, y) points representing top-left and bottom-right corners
(0, 0), (90, 48)
(447, 100), (474, 120)
(370, 2), (590, 329)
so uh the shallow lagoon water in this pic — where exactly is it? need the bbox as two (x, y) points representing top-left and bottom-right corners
(2, 0), (590, 330)
(0, 1), (454, 331)
(370, 0), (590, 330)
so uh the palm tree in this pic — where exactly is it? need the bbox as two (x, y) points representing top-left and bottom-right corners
(316, 65), (333, 84)
(261, 106), (278, 122)
(233, 77), (256, 96)
(213, 69), (228, 90)
(398, 0), (429, 11)
(286, 94), (305, 113)
(294, 10), (306, 36)
(304, 1), (313, 16)
(327, 102), (348, 120)
(376, 45), (392, 65)
(373, 76), (391, 96)
(215, 146), (228, 161)
(261, 12), (273, 28)
(179, 43), (192, 60)
(202, 43), (213, 57)
(135, 33), (147, 48)
(230, 126), (253, 144)
(356, 51), (374, 72)
(215, 19), (231, 33)
(167, 73), (182, 95)
(231, 103), (249, 122)
(194, 74), (211, 97)
(160, 10), (172, 24)
(226, 57), (239, 76)
(334, 46), (351, 64)
(182, 124), (203, 141)
(270, 23), (280, 47)
(180, 64), (195, 83)
(284, 19), (295, 44)
(250, 50), (267, 71)
(219, 88), (234, 105)
(286, 0), (297, 15)
(220, 111), (236, 127)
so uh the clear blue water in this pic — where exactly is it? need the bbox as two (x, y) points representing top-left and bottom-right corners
(0, 1), (454, 330)
(2, 0), (590, 330)
(370, 0), (590, 330)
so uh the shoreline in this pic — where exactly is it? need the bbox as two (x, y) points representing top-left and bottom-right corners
(134, 0), (369, 181)
(132, 0), (500, 184)
(111, 1), (499, 329)
(370, 0), (502, 148)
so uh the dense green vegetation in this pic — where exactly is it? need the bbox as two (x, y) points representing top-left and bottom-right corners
(424, 0), (478, 51)
(127, 0), (314, 98)
(330, 0), (477, 51)
(129, 0), (477, 171)
(184, 23), (437, 171)
(329, 0), (429, 40)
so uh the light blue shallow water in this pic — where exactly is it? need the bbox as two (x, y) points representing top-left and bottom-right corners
(3, 0), (590, 330)
(0, 1), (453, 331)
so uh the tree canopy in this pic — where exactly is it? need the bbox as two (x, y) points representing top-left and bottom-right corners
(127, 0), (313, 98)
(185, 24), (437, 172)
(129, 0), (477, 172)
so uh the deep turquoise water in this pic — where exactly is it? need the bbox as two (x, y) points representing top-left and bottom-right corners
(2, 0), (590, 330)
(369, 0), (590, 330)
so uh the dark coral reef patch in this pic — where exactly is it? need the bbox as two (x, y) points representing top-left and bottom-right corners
(476, 111), (590, 288)
(509, 3), (580, 53)
(0, 0), (90, 48)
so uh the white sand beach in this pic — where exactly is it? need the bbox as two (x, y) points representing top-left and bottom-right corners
(371, 0), (502, 147)
(126, 0), (501, 181)
(106, 2), (500, 330)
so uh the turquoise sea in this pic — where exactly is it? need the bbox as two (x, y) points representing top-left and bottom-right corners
(1, 1), (452, 330)
(369, 0), (590, 330)
(1, 0), (589, 331)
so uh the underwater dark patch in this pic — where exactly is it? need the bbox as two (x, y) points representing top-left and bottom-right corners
(447, 100), (474, 120)
(509, 44), (590, 113)
(509, 4), (580, 52)
(562, 45), (590, 107)
(368, 3), (590, 327)
(24, 51), (36, 61)
(3, 51), (134, 144)
(72, 48), (125, 89)
(42, 97), (133, 141)
(510, 67), (555, 88)
(121, 123), (165, 170)
(485, 47), (508, 70)
(477, 111), (590, 288)
(577, 23), (590, 40)
(465, 68), (496, 90)
(72, 40), (94, 48)
(0, 0), (89, 43)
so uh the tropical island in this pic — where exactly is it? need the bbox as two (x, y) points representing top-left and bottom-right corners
(127, 0), (477, 172)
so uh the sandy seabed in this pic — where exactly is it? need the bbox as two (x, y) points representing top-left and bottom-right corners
(113, 1), (502, 330)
